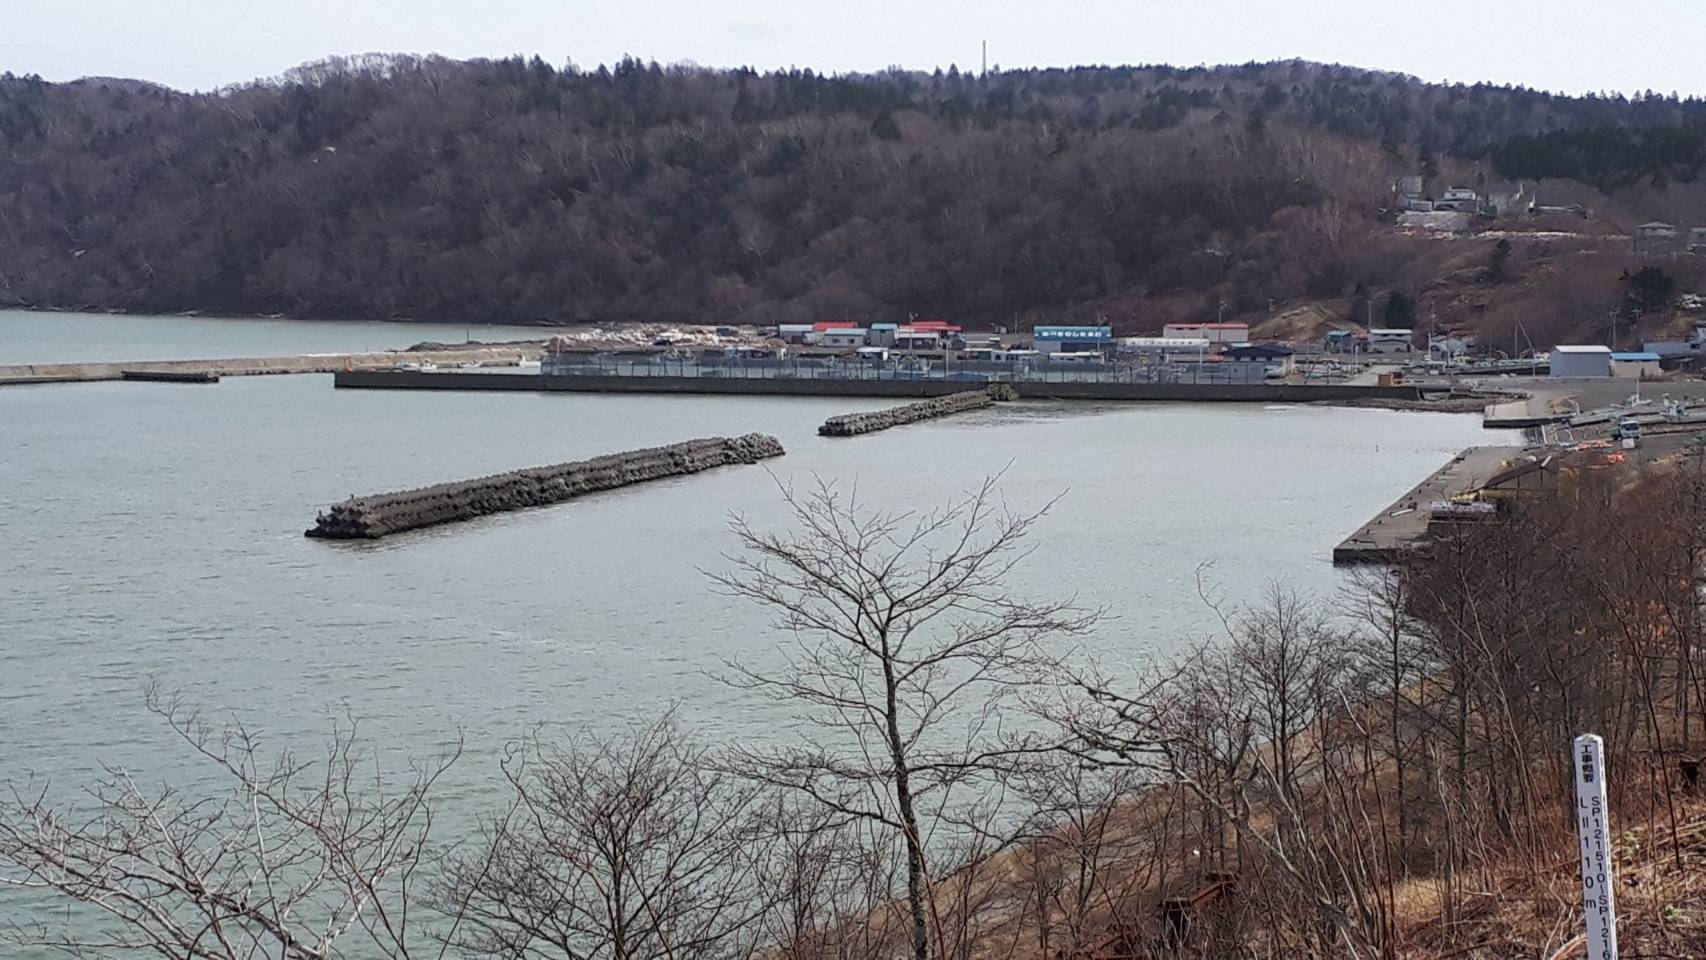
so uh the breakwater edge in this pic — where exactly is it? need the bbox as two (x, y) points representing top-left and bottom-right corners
(306, 433), (785, 539)
(818, 386), (1017, 436)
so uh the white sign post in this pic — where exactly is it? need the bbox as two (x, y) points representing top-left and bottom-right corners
(1573, 733), (1619, 959)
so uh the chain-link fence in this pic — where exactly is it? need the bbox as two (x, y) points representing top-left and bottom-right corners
(540, 355), (1276, 385)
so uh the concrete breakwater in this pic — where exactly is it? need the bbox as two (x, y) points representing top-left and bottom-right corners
(0, 345), (545, 386)
(333, 369), (1435, 403)
(306, 433), (785, 540)
(119, 369), (220, 383)
(818, 387), (1013, 436)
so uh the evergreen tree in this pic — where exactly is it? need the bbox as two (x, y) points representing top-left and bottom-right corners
(1384, 291), (1416, 325)
(870, 110), (902, 141)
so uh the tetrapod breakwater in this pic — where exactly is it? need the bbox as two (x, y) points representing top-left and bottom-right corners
(305, 433), (785, 540)
(818, 386), (1016, 437)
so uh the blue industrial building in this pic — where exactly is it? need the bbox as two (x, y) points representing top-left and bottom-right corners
(1034, 325), (1114, 356)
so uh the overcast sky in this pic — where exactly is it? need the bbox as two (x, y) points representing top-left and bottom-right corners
(6, 0), (1705, 96)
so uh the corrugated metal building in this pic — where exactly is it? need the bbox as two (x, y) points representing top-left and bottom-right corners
(1551, 345), (1612, 378)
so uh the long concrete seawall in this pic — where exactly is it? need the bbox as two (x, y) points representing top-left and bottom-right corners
(306, 433), (785, 539)
(332, 370), (1431, 403)
(819, 388), (1009, 436)
(0, 346), (545, 386)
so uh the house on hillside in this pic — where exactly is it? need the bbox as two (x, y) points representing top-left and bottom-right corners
(1393, 175), (1432, 212)
(1432, 188), (1481, 213)
(1483, 182), (1531, 218)
(1634, 221), (1679, 256)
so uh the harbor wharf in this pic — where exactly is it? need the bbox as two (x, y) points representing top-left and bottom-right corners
(331, 369), (1435, 404)
(1332, 446), (1523, 565)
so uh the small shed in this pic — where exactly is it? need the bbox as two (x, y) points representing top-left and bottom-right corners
(820, 329), (869, 349)
(1551, 345), (1612, 378)
(1610, 352), (1661, 379)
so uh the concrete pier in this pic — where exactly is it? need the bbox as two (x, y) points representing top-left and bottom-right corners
(1332, 446), (1522, 564)
(1483, 395), (1562, 428)
(0, 346), (545, 386)
(819, 388), (1010, 436)
(305, 433), (785, 540)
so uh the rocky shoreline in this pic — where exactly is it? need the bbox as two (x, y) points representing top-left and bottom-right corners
(306, 433), (785, 539)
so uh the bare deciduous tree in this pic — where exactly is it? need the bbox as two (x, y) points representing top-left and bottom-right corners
(712, 477), (1096, 960)
(0, 687), (455, 959)
(438, 712), (767, 960)
(748, 799), (907, 960)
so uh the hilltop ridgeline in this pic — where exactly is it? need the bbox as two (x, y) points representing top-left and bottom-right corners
(5, 55), (1706, 334)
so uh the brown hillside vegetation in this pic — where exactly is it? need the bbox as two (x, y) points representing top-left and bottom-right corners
(6, 56), (1706, 344)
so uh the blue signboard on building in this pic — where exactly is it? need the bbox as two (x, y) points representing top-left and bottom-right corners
(1034, 325), (1112, 342)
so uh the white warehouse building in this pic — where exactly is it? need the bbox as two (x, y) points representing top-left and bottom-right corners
(1365, 328), (1414, 354)
(1119, 337), (1211, 362)
(1550, 345), (1612, 378)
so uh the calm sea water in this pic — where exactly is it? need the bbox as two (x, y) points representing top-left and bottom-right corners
(0, 313), (1498, 932)
(0, 308), (551, 365)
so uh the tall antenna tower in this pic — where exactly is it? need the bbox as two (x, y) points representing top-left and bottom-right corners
(981, 41), (987, 78)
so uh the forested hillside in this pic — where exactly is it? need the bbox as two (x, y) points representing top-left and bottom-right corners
(4, 55), (1706, 333)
